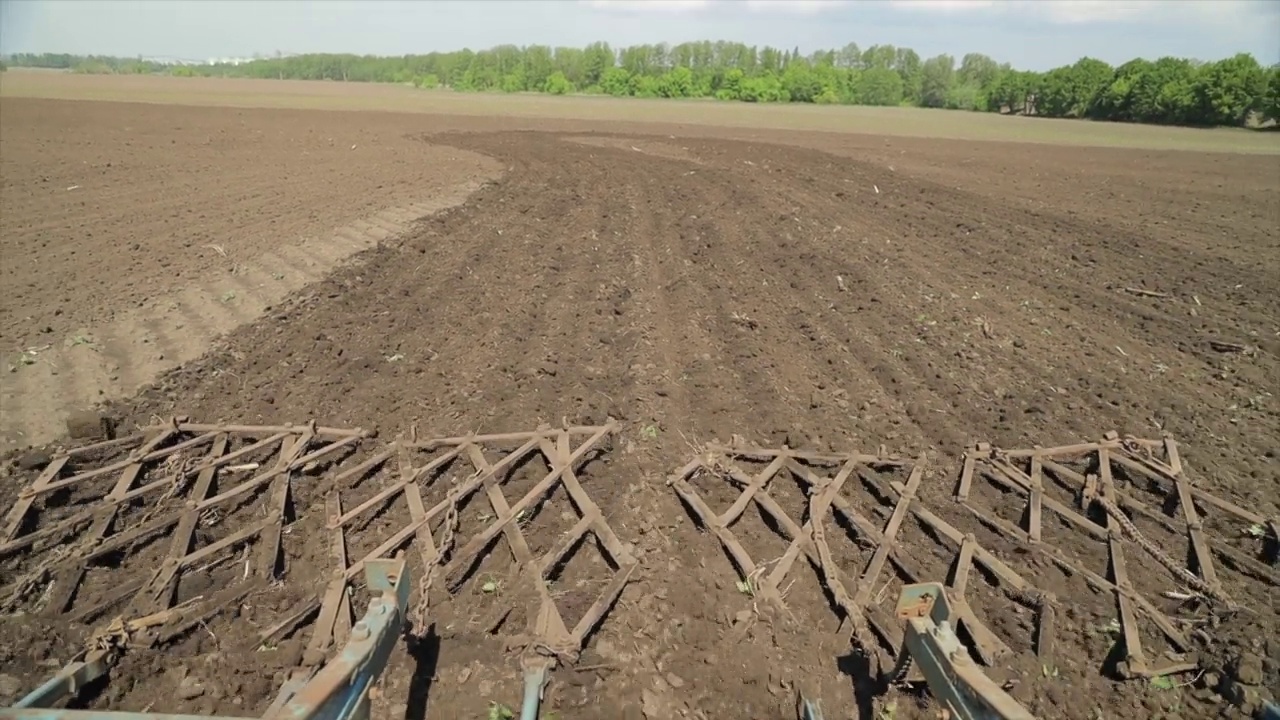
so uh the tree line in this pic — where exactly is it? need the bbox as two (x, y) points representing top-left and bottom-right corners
(6, 42), (1279, 127)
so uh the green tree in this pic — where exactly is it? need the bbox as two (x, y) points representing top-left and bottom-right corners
(544, 71), (573, 95)
(582, 41), (614, 87)
(15, 43), (1268, 127)
(601, 66), (633, 96)
(1037, 57), (1112, 118)
(858, 67), (904, 106)
(1192, 53), (1266, 126)
(862, 44), (896, 70)
(988, 70), (1038, 114)
(1264, 65), (1280, 122)
(782, 60), (822, 102)
(836, 42), (862, 69)
(1128, 56), (1197, 123)
(716, 67), (745, 101)
(1069, 57), (1114, 117)
(946, 83), (984, 111)
(958, 53), (1000, 90)
(659, 66), (695, 98)
(894, 48), (923, 104)
(522, 46), (554, 90)
(920, 54), (955, 107)
(740, 73), (787, 102)
(634, 75), (661, 98)
(1092, 58), (1150, 121)
(501, 71), (527, 93)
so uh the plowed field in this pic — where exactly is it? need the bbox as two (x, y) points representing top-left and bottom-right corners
(1, 81), (1277, 720)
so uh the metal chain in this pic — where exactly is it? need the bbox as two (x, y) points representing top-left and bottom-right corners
(1097, 495), (1234, 607)
(412, 487), (462, 636)
(884, 645), (916, 685)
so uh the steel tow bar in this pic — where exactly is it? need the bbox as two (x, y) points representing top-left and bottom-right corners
(893, 582), (1035, 720)
(4, 557), (412, 720)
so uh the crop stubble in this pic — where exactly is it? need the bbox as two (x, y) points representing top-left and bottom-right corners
(0, 94), (1277, 720)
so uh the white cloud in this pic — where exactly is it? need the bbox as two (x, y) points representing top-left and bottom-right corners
(745, 0), (850, 13)
(888, 0), (996, 11)
(890, 0), (1268, 26)
(1037, 1), (1159, 24)
(582, 0), (1270, 31)
(581, 0), (710, 12)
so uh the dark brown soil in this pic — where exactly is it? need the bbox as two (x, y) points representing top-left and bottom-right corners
(2, 98), (1278, 720)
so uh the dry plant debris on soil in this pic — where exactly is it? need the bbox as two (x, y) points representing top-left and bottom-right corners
(0, 93), (1278, 720)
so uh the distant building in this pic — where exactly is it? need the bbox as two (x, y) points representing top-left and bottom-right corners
(205, 57), (257, 66)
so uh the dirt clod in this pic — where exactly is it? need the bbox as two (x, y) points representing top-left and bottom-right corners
(1233, 652), (1266, 687)
(177, 677), (206, 701)
(64, 410), (111, 441)
(0, 674), (21, 703)
(14, 450), (51, 470)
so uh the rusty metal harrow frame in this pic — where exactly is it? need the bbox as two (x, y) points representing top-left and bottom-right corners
(257, 422), (635, 716)
(262, 423), (634, 652)
(1, 419), (635, 715)
(955, 432), (1280, 679)
(668, 443), (1054, 675)
(1, 419), (369, 626)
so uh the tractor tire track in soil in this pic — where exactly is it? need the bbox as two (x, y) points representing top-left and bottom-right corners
(7, 120), (1277, 720)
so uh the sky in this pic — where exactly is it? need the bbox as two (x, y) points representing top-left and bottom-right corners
(0, 0), (1277, 71)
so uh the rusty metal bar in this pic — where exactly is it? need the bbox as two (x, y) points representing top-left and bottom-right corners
(131, 433), (230, 613)
(854, 460), (925, 607)
(955, 445), (980, 502)
(1109, 451), (1264, 525)
(198, 434), (353, 514)
(397, 444), (441, 599)
(704, 444), (895, 465)
(1100, 445), (1147, 676)
(3, 457), (69, 542)
(1036, 600), (1056, 660)
(1028, 455), (1044, 544)
(292, 433), (362, 469)
(408, 425), (612, 448)
(44, 429), (176, 614)
(940, 533), (1011, 664)
(962, 502), (1188, 652)
(668, 467), (761, 581)
(766, 459), (857, 594)
(443, 424), (613, 585)
(259, 431), (313, 579)
(717, 456), (787, 527)
(174, 422), (367, 439)
(463, 445), (570, 644)
(38, 430), (203, 494)
(307, 491), (353, 664)
(985, 460), (1107, 541)
(1162, 455), (1222, 595)
(949, 535), (975, 597)
(569, 562), (637, 645)
(328, 444), (469, 529)
(64, 431), (148, 458)
(873, 470), (1040, 605)
(547, 434), (634, 565)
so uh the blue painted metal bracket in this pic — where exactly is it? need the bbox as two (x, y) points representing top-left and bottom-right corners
(3, 558), (411, 720)
(8, 649), (116, 713)
(894, 582), (1035, 720)
(796, 694), (824, 720)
